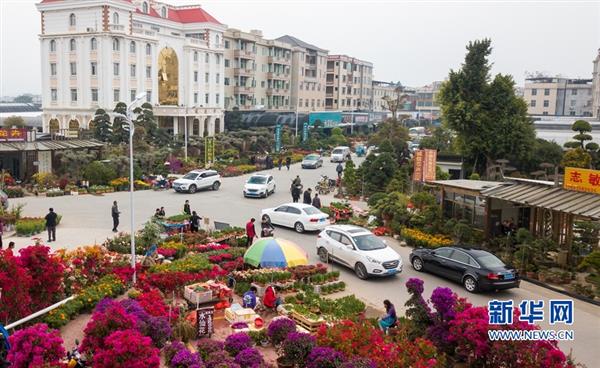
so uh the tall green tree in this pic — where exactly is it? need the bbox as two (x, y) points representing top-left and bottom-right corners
(438, 39), (536, 175)
(112, 102), (130, 144)
(368, 119), (410, 163)
(419, 126), (455, 153)
(343, 159), (360, 196)
(2, 116), (25, 128)
(92, 108), (112, 142)
(361, 152), (398, 194)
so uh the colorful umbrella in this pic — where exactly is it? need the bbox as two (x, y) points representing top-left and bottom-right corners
(244, 237), (308, 268)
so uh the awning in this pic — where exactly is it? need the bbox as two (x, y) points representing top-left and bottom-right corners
(0, 139), (105, 152)
(481, 181), (600, 220)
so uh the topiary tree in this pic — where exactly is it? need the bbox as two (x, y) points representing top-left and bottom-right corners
(93, 108), (112, 142)
(343, 159), (360, 196)
(561, 147), (592, 169)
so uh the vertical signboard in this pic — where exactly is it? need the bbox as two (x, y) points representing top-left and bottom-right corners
(275, 123), (282, 152)
(302, 122), (309, 142)
(412, 149), (437, 182)
(412, 150), (424, 182)
(197, 306), (214, 338)
(204, 136), (215, 167)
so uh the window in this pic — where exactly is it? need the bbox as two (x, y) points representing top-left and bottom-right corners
(142, 2), (148, 13)
(543, 100), (549, 107)
(129, 41), (136, 53)
(146, 66), (151, 79)
(205, 73), (209, 83)
(113, 62), (119, 76)
(113, 12), (119, 24)
(224, 77), (229, 86)
(224, 40), (230, 49)
(69, 38), (76, 51)
(261, 81), (265, 88)
(161, 7), (167, 18)
(216, 93), (220, 104)
(69, 13), (76, 26)
(146, 90), (151, 102)
(450, 251), (471, 265)
(194, 92), (198, 104)
(194, 51), (198, 62)
(434, 248), (454, 258)
(130, 64), (136, 77)
(216, 35), (220, 46)
(299, 98), (303, 107)
(570, 99), (576, 106)
(531, 88), (537, 95)
(305, 100), (308, 107)
(542, 111), (548, 115)
(91, 62), (97, 76)
(205, 93), (209, 104)
(544, 88), (550, 96)
(570, 111), (576, 116)
(216, 55), (221, 64)
(224, 59), (230, 67)
(50, 63), (57, 76)
(194, 71), (198, 82)
(530, 100), (536, 107)
(91, 88), (98, 102)
(112, 38), (120, 51)
(130, 89), (136, 102)
(90, 38), (97, 50)
(113, 89), (120, 101)
(70, 88), (78, 102)
(145, 43), (151, 55)
(572, 89), (578, 95)
(51, 88), (57, 102)
(70, 62), (77, 76)
(50, 39), (56, 52)
(216, 73), (220, 84)
(205, 53), (209, 63)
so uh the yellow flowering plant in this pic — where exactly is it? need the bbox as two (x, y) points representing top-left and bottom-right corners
(402, 228), (453, 248)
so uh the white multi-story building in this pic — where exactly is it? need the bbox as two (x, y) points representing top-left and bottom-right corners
(324, 55), (373, 111)
(36, 0), (226, 137)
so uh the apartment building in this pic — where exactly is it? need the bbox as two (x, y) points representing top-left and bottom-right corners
(414, 81), (442, 120)
(324, 55), (373, 111)
(592, 49), (600, 118)
(223, 29), (292, 111)
(524, 77), (593, 117)
(371, 80), (401, 112)
(36, 0), (226, 137)
(276, 35), (328, 113)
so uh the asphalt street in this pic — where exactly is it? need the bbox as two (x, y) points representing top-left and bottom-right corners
(6, 157), (600, 366)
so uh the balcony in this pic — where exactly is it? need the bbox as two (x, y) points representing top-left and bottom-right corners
(109, 24), (125, 33)
(266, 88), (289, 96)
(326, 80), (335, 86)
(186, 37), (208, 48)
(234, 68), (253, 77)
(325, 92), (334, 98)
(234, 49), (255, 59)
(268, 55), (291, 65)
(234, 86), (255, 94)
(267, 71), (289, 80)
(132, 27), (156, 38)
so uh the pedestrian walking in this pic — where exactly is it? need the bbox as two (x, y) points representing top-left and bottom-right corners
(45, 208), (58, 242)
(312, 193), (321, 209)
(336, 162), (344, 179)
(278, 157), (283, 171)
(291, 184), (301, 203)
(190, 211), (201, 232)
(112, 201), (120, 232)
(285, 156), (291, 170)
(183, 200), (191, 215)
(245, 218), (256, 247)
(303, 188), (312, 205)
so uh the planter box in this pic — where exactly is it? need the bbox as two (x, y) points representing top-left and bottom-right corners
(225, 306), (259, 324)
(184, 283), (213, 305)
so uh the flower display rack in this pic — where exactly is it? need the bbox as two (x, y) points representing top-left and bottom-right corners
(290, 310), (325, 333)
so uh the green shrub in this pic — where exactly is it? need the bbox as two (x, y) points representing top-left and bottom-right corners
(84, 161), (117, 185)
(4, 186), (24, 198)
(15, 218), (46, 236)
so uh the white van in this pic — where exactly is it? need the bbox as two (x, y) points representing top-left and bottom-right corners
(409, 127), (426, 138)
(330, 146), (351, 162)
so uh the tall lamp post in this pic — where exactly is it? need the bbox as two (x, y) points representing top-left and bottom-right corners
(112, 92), (147, 285)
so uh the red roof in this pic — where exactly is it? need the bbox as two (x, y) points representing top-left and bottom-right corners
(137, 5), (221, 25)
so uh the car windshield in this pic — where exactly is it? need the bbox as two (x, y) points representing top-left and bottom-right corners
(247, 176), (267, 184)
(305, 154), (319, 160)
(332, 149), (343, 154)
(476, 254), (505, 268)
(352, 234), (387, 251)
(303, 207), (321, 215)
(182, 173), (198, 180)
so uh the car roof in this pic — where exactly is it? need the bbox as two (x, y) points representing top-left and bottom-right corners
(325, 224), (370, 235)
(189, 169), (214, 173)
(250, 173), (270, 177)
(440, 246), (492, 257)
(280, 202), (314, 209)
(333, 146), (349, 149)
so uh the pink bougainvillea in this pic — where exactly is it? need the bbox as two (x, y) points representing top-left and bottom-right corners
(18, 245), (65, 310)
(0, 249), (32, 323)
(80, 303), (137, 353)
(92, 329), (160, 368)
(7, 323), (65, 368)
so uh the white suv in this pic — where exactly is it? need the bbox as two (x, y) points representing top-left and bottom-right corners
(330, 146), (351, 162)
(316, 225), (402, 279)
(172, 170), (221, 193)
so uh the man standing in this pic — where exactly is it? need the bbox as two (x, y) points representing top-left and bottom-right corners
(183, 200), (191, 215)
(190, 211), (201, 232)
(312, 193), (321, 209)
(303, 188), (312, 205)
(336, 162), (344, 179)
(111, 201), (120, 232)
(245, 218), (256, 247)
(285, 156), (291, 170)
(45, 208), (58, 242)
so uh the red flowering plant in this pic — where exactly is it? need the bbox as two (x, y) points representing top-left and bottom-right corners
(17, 245), (65, 310)
(0, 249), (32, 323)
(139, 271), (206, 294)
(191, 243), (230, 253)
(158, 248), (178, 258)
(92, 329), (160, 368)
(372, 227), (391, 236)
(6, 323), (66, 368)
(56, 245), (118, 294)
(80, 303), (137, 354)
(136, 288), (179, 322)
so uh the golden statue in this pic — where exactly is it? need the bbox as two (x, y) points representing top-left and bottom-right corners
(158, 47), (179, 105)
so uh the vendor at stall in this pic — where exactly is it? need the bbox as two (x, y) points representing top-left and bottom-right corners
(263, 285), (282, 309)
(242, 286), (260, 310)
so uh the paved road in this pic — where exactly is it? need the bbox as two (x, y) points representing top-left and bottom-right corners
(6, 157), (600, 366)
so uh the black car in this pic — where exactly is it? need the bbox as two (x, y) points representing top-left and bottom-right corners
(409, 246), (520, 293)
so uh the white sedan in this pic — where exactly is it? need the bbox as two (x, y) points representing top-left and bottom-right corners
(261, 203), (329, 233)
(243, 174), (276, 198)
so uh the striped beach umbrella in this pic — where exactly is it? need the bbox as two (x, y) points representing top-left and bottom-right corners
(243, 237), (308, 268)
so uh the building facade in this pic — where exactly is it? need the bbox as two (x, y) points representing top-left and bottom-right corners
(524, 77), (593, 117)
(592, 49), (600, 118)
(223, 29), (292, 111)
(414, 81), (442, 120)
(371, 80), (400, 113)
(276, 35), (328, 113)
(36, 0), (226, 138)
(324, 55), (372, 111)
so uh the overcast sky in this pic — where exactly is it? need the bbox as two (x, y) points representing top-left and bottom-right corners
(1, 0), (598, 96)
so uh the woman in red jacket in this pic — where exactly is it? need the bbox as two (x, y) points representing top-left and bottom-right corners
(263, 285), (281, 309)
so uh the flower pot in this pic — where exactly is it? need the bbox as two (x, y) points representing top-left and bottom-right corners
(538, 273), (547, 283)
(526, 271), (537, 279)
(277, 357), (294, 368)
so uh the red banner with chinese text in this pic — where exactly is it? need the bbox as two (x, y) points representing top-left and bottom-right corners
(0, 128), (27, 142)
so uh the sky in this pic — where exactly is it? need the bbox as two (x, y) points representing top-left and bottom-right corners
(0, 0), (599, 96)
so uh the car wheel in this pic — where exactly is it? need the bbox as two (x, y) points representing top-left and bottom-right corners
(354, 262), (368, 280)
(272, 185), (276, 194)
(318, 247), (329, 263)
(188, 185), (197, 194)
(212, 181), (220, 191)
(294, 222), (305, 233)
(412, 257), (424, 271)
(463, 276), (478, 293)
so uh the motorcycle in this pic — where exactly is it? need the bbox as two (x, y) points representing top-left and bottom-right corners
(66, 340), (87, 368)
(315, 175), (336, 195)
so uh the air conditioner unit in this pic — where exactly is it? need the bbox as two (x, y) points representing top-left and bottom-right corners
(86, 27), (95, 32)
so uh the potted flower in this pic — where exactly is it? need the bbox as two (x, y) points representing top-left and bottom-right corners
(267, 317), (296, 346)
(281, 332), (316, 368)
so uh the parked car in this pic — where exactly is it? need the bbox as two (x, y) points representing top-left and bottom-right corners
(0, 189), (7, 210)
(316, 225), (402, 279)
(261, 203), (329, 233)
(243, 174), (276, 198)
(409, 246), (520, 293)
(301, 154), (323, 169)
(172, 169), (221, 193)
(330, 146), (351, 162)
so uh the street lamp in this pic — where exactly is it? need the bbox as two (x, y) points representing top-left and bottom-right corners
(112, 92), (147, 285)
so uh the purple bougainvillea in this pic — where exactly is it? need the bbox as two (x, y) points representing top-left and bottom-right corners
(306, 347), (346, 368)
(234, 347), (264, 368)
(224, 332), (252, 357)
